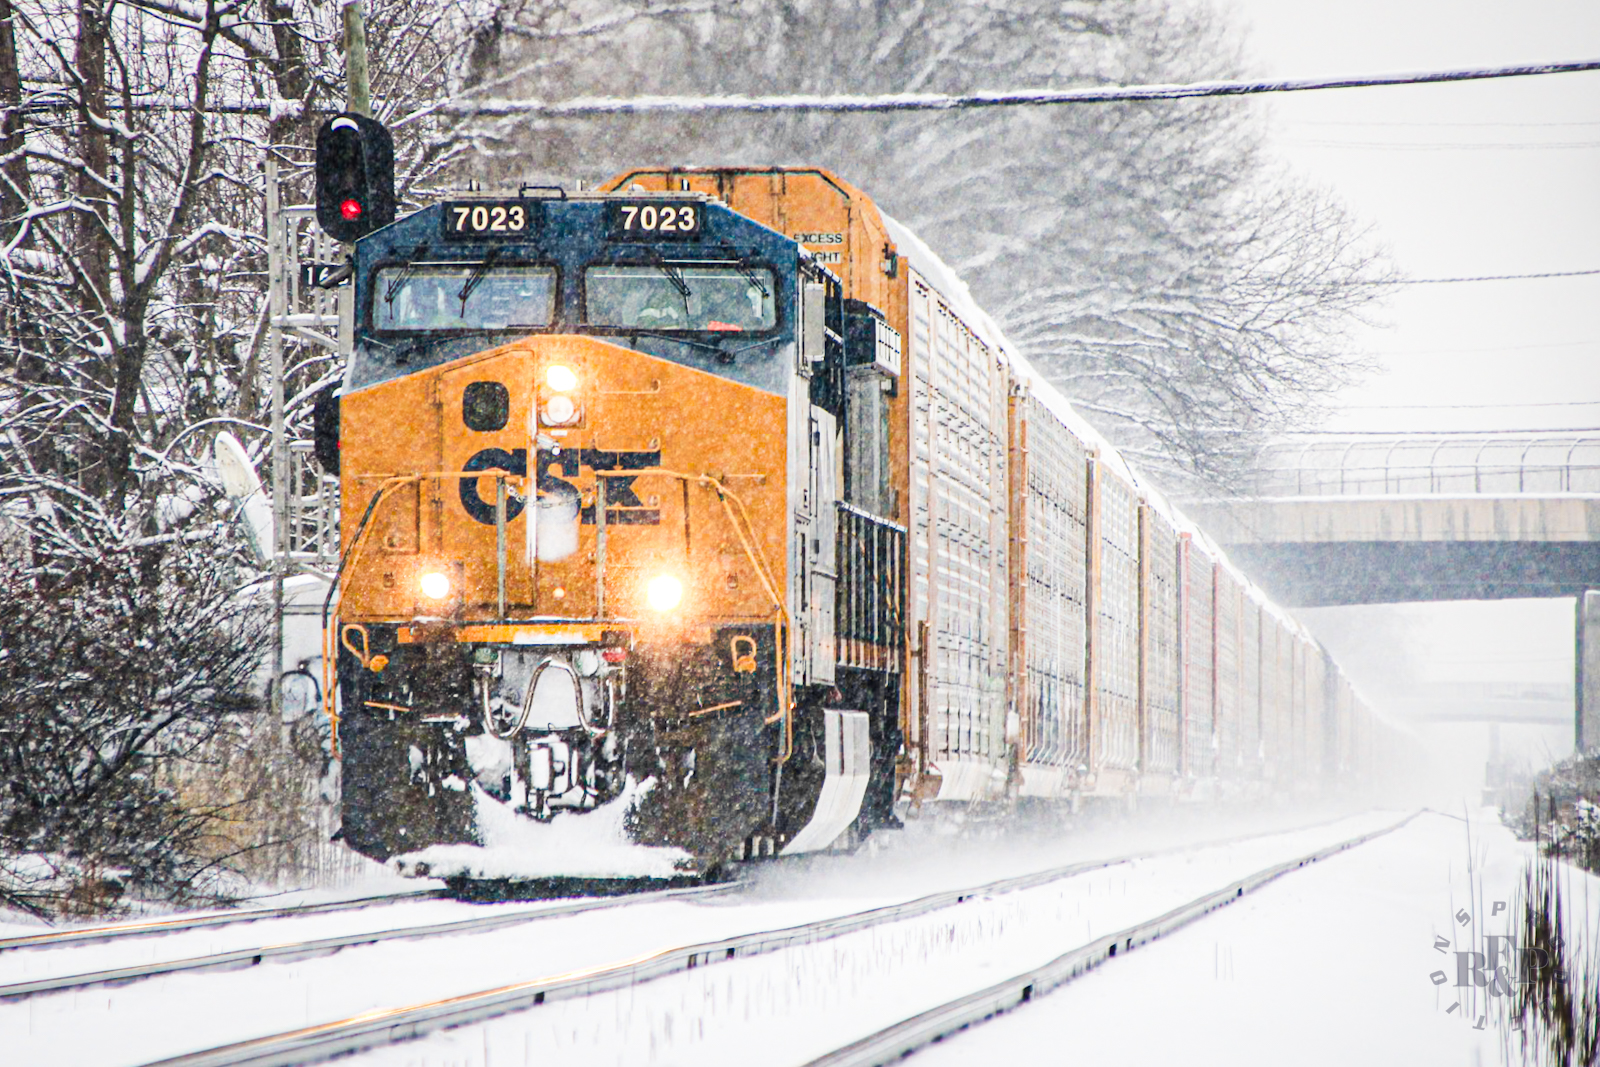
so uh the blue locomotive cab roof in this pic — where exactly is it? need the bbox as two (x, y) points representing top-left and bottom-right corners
(346, 194), (799, 395)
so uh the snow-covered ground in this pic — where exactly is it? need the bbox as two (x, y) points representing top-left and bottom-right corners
(916, 808), (1599, 1067)
(345, 811), (1406, 1066)
(8, 806), (1570, 1067)
(0, 894), (569, 989)
(0, 804), (1380, 1066)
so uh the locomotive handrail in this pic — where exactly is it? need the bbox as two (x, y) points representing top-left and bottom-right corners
(320, 469), (526, 755)
(594, 467), (795, 765)
(323, 465), (792, 764)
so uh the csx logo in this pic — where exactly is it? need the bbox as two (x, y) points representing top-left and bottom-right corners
(460, 447), (661, 526)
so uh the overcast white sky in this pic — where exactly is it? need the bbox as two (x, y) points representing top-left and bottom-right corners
(1221, 0), (1598, 773)
(1228, 0), (1600, 434)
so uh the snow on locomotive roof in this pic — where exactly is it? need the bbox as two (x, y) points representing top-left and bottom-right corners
(879, 213), (1318, 649)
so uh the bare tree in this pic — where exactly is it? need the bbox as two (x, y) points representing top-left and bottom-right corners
(0, 521), (268, 915)
(446, 0), (1392, 489)
(0, 0), (529, 909)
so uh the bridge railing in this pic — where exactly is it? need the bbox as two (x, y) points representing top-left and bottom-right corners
(1252, 435), (1600, 497)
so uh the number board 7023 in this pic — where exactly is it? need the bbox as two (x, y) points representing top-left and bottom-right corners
(606, 200), (703, 241)
(441, 200), (536, 241)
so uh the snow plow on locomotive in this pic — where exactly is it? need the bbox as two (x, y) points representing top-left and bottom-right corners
(316, 166), (1381, 876)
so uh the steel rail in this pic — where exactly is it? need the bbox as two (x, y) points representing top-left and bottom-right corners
(131, 814), (1393, 1067)
(0, 890), (444, 954)
(0, 881), (738, 1001)
(137, 853), (1141, 1067)
(803, 810), (1420, 1067)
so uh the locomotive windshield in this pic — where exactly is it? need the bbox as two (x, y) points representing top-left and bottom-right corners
(585, 265), (776, 333)
(373, 263), (557, 332)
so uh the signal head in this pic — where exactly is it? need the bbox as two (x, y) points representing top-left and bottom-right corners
(315, 112), (395, 243)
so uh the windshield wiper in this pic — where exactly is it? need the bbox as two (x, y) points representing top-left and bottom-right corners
(640, 247), (691, 307)
(456, 247), (504, 316)
(382, 243), (431, 308)
(718, 241), (769, 297)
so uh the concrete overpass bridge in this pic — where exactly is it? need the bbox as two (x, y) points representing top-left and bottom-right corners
(1186, 433), (1600, 608)
(1182, 434), (1600, 749)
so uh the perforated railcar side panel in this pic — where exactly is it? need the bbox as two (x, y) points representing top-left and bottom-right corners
(1095, 467), (1140, 773)
(1180, 535), (1215, 779)
(1142, 507), (1181, 776)
(1305, 646), (1328, 783)
(1020, 394), (1088, 770)
(1241, 597), (1262, 779)
(1272, 620), (1294, 782)
(1330, 671), (1352, 781)
(1286, 639), (1299, 780)
(1214, 566), (1243, 777)
(1258, 618), (1279, 781)
(907, 274), (1009, 768)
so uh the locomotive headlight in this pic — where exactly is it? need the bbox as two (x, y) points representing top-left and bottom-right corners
(419, 571), (452, 600)
(542, 393), (579, 426)
(545, 364), (578, 393)
(646, 575), (683, 612)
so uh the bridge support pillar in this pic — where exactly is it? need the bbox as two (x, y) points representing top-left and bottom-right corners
(1579, 592), (1600, 757)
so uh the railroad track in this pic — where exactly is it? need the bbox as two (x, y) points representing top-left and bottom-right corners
(0, 881), (739, 1000)
(121, 812), (1415, 1067)
(805, 812), (1417, 1066)
(0, 889), (444, 954)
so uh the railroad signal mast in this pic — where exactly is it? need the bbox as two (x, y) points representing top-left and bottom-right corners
(260, 0), (393, 725)
(259, 105), (397, 720)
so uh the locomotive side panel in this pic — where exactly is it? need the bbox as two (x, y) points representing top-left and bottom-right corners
(906, 272), (1011, 799)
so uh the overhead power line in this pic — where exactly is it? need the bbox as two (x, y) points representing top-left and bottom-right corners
(439, 56), (1600, 117)
(1375, 268), (1600, 285)
(1343, 400), (1600, 410)
(1292, 119), (1600, 128)
(1292, 138), (1600, 150)
(1274, 427), (1600, 437)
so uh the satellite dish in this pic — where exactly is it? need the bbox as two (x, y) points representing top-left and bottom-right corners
(213, 432), (275, 562)
(213, 431), (258, 497)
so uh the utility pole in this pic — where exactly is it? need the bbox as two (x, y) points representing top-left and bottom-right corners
(342, 0), (373, 118)
(268, 157), (286, 727)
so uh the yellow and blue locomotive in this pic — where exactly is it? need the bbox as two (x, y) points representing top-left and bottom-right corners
(325, 171), (906, 866)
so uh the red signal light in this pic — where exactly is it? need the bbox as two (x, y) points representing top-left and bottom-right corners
(601, 648), (627, 664)
(340, 198), (363, 221)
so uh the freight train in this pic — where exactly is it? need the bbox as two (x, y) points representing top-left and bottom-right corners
(317, 167), (1378, 868)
